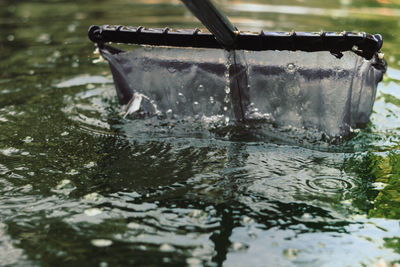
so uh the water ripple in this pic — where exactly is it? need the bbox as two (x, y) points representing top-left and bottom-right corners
(305, 176), (355, 194)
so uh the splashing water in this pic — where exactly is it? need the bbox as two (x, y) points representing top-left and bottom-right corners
(1, 0), (400, 266)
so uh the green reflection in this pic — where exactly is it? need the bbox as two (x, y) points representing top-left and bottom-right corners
(1, 0), (400, 265)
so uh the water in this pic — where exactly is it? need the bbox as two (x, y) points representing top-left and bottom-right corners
(1, 0), (400, 266)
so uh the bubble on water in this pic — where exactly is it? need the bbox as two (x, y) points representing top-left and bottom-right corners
(372, 182), (387, 190)
(84, 161), (96, 168)
(55, 179), (73, 190)
(66, 169), (79, 175)
(67, 24), (77, 33)
(341, 199), (352, 206)
(36, 33), (51, 44)
(83, 192), (103, 202)
(91, 239), (113, 247)
(127, 222), (141, 229)
(188, 209), (206, 218)
(283, 248), (299, 260)
(7, 35), (15, 42)
(248, 231), (257, 239)
(22, 136), (33, 143)
(241, 216), (254, 225)
(84, 208), (102, 216)
(186, 257), (202, 266)
(229, 242), (248, 251)
(20, 184), (33, 193)
(301, 213), (312, 220)
(159, 243), (175, 252)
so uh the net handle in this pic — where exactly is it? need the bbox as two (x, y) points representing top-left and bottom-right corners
(88, 25), (383, 60)
(180, 0), (237, 49)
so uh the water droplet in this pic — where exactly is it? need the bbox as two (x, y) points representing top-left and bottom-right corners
(66, 169), (79, 175)
(167, 66), (176, 73)
(67, 24), (77, 33)
(248, 231), (257, 238)
(91, 239), (113, 247)
(224, 95), (230, 103)
(84, 208), (102, 216)
(7, 35), (14, 41)
(283, 248), (299, 260)
(22, 136), (33, 143)
(230, 242), (248, 251)
(61, 131), (69, 136)
(36, 33), (51, 44)
(193, 101), (199, 105)
(225, 117), (230, 124)
(21, 184), (33, 193)
(241, 216), (254, 225)
(186, 257), (202, 266)
(301, 213), (312, 220)
(225, 86), (230, 94)
(189, 209), (205, 218)
(160, 243), (175, 252)
(223, 106), (228, 111)
(127, 222), (140, 229)
(197, 84), (204, 92)
(83, 192), (103, 202)
(372, 182), (387, 190)
(178, 92), (187, 103)
(209, 96), (215, 104)
(287, 63), (296, 72)
(84, 162), (96, 168)
(55, 179), (73, 190)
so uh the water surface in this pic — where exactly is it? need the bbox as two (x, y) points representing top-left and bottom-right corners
(1, 0), (400, 266)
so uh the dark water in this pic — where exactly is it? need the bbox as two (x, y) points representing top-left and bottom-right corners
(1, 0), (400, 266)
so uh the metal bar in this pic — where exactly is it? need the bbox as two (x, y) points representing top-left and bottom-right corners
(88, 25), (383, 60)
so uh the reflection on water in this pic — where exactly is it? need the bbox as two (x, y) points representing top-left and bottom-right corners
(1, 0), (400, 266)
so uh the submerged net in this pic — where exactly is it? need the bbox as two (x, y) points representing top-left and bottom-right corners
(99, 44), (385, 138)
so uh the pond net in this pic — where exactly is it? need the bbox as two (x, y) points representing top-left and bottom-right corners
(89, 25), (386, 138)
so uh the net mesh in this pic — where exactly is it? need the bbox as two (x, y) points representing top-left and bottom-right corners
(100, 45), (385, 137)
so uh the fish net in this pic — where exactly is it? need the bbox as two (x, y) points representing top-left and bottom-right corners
(90, 25), (386, 138)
